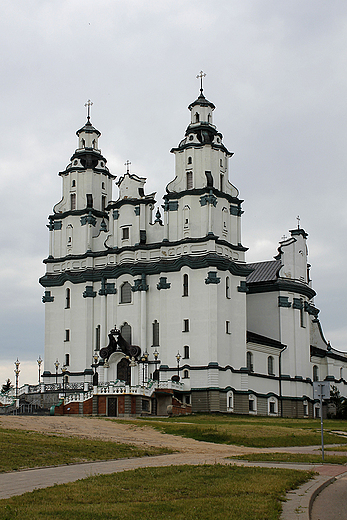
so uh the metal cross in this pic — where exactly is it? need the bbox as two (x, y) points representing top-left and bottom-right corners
(296, 215), (300, 229)
(124, 160), (131, 174)
(84, 99), (93, 121)
(196, 70), (206, 93)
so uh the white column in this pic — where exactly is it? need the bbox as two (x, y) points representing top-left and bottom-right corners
(140, 290), (147, 353)
(164, 209), (169, 240)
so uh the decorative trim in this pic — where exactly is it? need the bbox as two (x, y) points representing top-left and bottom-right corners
(164, 186), (243, 206)
(108, 197), (156, 211)
(200, 191), (217, 207)
(311, 345), (347, 363)
(134, 206), (140, 216)
(80, 212), (97, 227)
(157, 276), (171, 290)
(131, 273), (149, 292)
(205, 271), (220, 284)
(247, 279), (316, 300)
(113, 210), (119, 220)
(278, 296), (291, 308)
(49, 208), (108, 221)
(98, 279), (117, 296)
(53, 221), (62, 230)
(229, 205), (243, 217)
(305, 301), (320, 317)
(40, 252), (252, 288)
(42, 290), (54, 303)
(293, 298), (303, 310)
(83, 286), (97, 298)
(237, 281), (248, 293)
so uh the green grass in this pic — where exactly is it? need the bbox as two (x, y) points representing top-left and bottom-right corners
(0, 464), (313, 520)
(126, 414), (347, 448)
(230, 453), (347, 464)
(0, 428), (171, 473)
(325, 446), (347, 452)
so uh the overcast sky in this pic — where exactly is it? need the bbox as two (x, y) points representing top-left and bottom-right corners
(0, 0), (346, 386)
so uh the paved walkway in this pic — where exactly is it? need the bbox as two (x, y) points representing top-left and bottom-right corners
(1, 451), (347, 520)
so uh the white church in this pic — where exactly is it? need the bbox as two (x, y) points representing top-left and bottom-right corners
(39, 81), (347, 418)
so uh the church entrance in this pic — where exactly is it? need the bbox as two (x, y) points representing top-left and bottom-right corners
(107, 397), (117, 417)
(117, 358), (131, 384)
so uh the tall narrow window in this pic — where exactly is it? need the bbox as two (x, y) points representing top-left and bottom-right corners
(226, 276), (230, 299)
(220, 174), (224, 192)
(70, 193), (76, 210)
(205, 171), (213, 187)
(65, 288), (71, 309)
(102, 195), (106, 211)
(95, 325), (101, 351)
(72, 179), (76, 187)
(195, 112), (199, 122)
(184, 345), (190, 359)
(186, 171), (193, 190)
(226, 321), (230, 334)
(220, 158), (223, 167)
(120, 282), (132, 304)
(86, 194), (93, 208)
(268, 356), (274, 376)
(152, 320), (159, 346)
(183, 319), (189, 332)
(183, 274), (188, 296)
(65, 353), (70, 366)
(122, 227), (130, 240)
(313, 365), (319, 382)
(187, 156), (192, 165)
(183, 369), (189, 379)
(300, 299), (305, 328)
(102, 181), (105, 190)
(247, 352), (253, 372)
(120, 322), (132, 344)
(65, 329), (70, 342)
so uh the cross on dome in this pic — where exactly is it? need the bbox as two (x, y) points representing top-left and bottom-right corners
(124, 160), (131, 174)
(296, 215), (300, 229)
(84, 99), (93, 121)
(196, 70), (206, 94)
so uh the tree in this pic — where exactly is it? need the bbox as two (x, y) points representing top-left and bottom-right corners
(1, 379), (13, 393)
(330, 385), (347, 419)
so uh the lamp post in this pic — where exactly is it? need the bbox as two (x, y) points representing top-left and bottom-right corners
(176, 352), (181, 380)
(54, 359), (60, 385)
(144, 350), (149, 383)
(14, 358), (20, 398)
(61, 366), (67, 397)
(153, 349), (159, 372)
(92, 353), (99, 386)
(37, 355), (43, 384)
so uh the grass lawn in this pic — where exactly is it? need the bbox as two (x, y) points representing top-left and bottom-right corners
(0, 464), (313, 520)
(128, 414), (347, 448)
(0, 428), (171, 473)
(230, 453), (347, 464)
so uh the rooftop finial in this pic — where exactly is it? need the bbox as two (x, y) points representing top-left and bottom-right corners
(296, 215), (300, 229)
(196, 70), (206, 94)
(84, 99), (93, 122)
(124, 160), (131, 174)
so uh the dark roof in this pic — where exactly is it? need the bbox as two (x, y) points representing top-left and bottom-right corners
(188, 92), (215, 111)
(246, 260), (282, 284)
(76, 120), (101, 137)
(247, 331), (286, 350)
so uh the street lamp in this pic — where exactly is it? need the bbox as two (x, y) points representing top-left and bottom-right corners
(14, 358), (20, 398)
(92, 353), (99, 386)
(54, 359), (60, 385)
(176, 352), (181, 380)
(61, 366), (67, 397)
(37, 355), (43, 384)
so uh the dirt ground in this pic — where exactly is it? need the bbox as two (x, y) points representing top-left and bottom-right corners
(0, 415), (258, 457)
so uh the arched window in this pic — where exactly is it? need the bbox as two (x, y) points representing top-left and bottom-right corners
(81, 138), (85, 148)
(226, 277), (230, 299)
(187, 156), (192, 165)
(120, 282), (132, 304)
(268, 356), (274, 376)
(247, 352), (253, 372)
(70, 193), (76, 210)
(184, 345), (189, 359)
(102, 181), (105, 190)
(195, 112), (199, 122)
(183, 369), (189, 379)
(208, 113), (211, 123)
(227, 390), (233, 411)
(183, 274), (189, 296)
(340, 367), (344, 380)
(152, 320), (159, 347)
(72, 179), (76, 187)
(102, 195), (106, 211)
(65, 288), (71, 309)
(186, 171), (193, 190)
(86, 194), (93, 208)
(92, 139), (96, 149)
(313, 365), (319, 382)
(220, 158), (223, 167)
(120, 322), (132, 344)
(66, 224), (73, 247)
(183, 205), (190, 228)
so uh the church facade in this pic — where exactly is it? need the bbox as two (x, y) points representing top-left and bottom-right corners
(39, 87), (347, 417)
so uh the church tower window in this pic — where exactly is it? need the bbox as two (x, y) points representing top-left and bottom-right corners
(120, 282), (132, 304)
(187, 156), (192, 165)
(313, 365), (319, 382)
(72, 179), (76, 187)
(102, 195), (106, 211)
(65, 288), (71, 309)
(183, 274), (189, 296)
(65, 353), (70, 366)
(70, 193), (76, 210)
(195, 113), (199, 122)
(184, 345), (190, 359)
(152, 320), (159, 346)
(220, 174), (224, 192)
(122, 227), (130, 240)
(247, 352), (253, 372)
(95, 325), (101, 351)
(268, 356), (274, 376)
(65, 329), (70, 342)
(226, 277), (230, 299)
(86, 194), (93, 208)
(120, 322), (132, 344)
(186, 172), (193, 190)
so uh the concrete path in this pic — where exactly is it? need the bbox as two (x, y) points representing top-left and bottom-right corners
(311, 472), (347, 520)
(1, 451), (347, 520)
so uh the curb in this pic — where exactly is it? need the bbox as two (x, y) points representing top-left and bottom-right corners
(281, 470), (347, 520)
